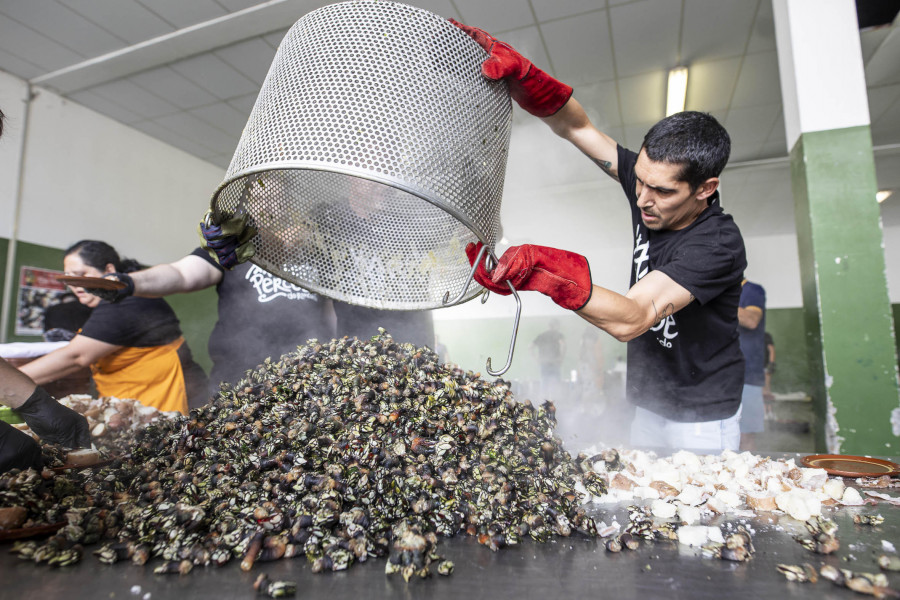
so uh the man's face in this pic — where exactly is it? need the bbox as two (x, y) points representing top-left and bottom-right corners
(633, 149), (716, 231)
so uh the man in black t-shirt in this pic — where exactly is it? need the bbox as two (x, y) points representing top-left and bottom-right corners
(455, 22), (746, 451)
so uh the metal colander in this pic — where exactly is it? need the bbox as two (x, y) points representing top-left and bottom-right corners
(211, 0), (512, 310)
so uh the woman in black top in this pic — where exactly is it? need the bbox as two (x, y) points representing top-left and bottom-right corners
(20, 241), (207, 414)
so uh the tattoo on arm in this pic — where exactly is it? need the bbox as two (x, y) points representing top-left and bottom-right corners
(590, 157), (619, 182)
(651, 299), (676, 326)
(660, 303), (675, 320)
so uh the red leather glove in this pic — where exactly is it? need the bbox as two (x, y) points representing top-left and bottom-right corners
(466, 242), (592, 311)
(450, 19), (573, 118)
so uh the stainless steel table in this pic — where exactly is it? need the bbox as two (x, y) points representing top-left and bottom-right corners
(3, 456), (898, 599)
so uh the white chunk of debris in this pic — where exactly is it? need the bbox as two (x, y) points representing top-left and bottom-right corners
(579, 446), (866, 523)
(775, 489), (821, 522)
(651, 499), (678, 519)
(883, 540), (896, 553)
(676, 485), (705, 507)
(840, 487), (864, 505)
(822, 478), (845, 501)
(714, 489), (742, 509)
(632, 486), (661, 500)
(677, 525), (724, 547)
(677, 504), (702, 525)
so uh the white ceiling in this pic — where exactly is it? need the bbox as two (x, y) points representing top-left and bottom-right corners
(0, 0), (899, 236)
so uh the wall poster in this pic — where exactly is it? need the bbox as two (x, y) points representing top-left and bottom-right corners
(15, 266), (67, 336)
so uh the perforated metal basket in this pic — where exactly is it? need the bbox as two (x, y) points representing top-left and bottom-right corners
(211, 0), (512, 310)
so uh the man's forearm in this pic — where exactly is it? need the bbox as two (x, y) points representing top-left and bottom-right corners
(130, 258), (218, 297)
(576, 285), (649, 342)
(544, 98), (620, 181)
(0, 360), (38, 409)
(130, 264), (191, 297)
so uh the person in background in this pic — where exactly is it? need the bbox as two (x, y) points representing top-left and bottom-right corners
(454, 21), (746, 452)
(531, 319), (566, 399)
(80, 242), (334, 397)
(763, 331), (776, 419)
(18, 241), (207, 414)
(738, 280), (766, 450)
(577, 327), (605, 401)
(0, 107), (91, 474)
(42, 290), (92, 342)
(434, 335), (450, 364)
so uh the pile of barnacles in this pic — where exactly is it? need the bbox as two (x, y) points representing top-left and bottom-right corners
(4, 331), (601, 582)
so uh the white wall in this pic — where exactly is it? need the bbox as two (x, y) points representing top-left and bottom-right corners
(0, 71), (28, 239)
(2, 71), (224, 265)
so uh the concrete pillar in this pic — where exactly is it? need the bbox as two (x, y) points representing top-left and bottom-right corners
(773, 0), (900, 454)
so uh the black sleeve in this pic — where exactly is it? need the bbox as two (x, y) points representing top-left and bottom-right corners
(191, 247), (225, 273)
(617, 145), (639, 206)
(655, 228), (746, 305)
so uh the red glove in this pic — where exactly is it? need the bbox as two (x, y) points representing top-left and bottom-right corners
(466, 242), (592, 311)
(450, 19), (573, 118)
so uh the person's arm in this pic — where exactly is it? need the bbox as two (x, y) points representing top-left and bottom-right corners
(544, 98), (620, 181)
(451, 20), (620, 182)
(467, 242), (694, 343)
(129, 254), (223, 297)
(576, 271), (695, 342)
(0, 359), (40, 409)
(738, 306), (763, 329)
(18, 335), (120, 385)
(1, 360), (90, 448)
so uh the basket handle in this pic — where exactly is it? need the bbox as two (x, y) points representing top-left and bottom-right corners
(442, 243), (520, 377)
(485, 277), (521, 377)
(442, 242), (488, 306)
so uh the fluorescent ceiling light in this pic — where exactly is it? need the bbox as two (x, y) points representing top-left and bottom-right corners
(666, 66), (689, 116)
(876, 190), (893, 203)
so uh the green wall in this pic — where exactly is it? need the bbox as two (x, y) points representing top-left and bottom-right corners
(765, 307), (811, 394)
(0, 237), (216, 372)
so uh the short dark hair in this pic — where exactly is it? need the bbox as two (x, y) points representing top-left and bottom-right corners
(641, 111), (731, 191)
(65, 240), (144, 273)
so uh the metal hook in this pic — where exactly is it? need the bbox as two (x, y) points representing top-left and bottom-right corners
(442, 242), (488, 306)
(484, 250), (521, 377)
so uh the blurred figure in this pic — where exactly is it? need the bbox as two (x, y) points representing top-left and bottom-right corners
(19, 241), (207, 414)
(738, 279), (766, 450)
(531, 319), (566, 399)
(434, 335), (450, 364)
(576, 327), (605, 403)
(763, 331), (776, 419)
(42, 291), (92, 342)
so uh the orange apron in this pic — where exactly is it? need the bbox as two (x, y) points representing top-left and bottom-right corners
(91, 337), (188, 415)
